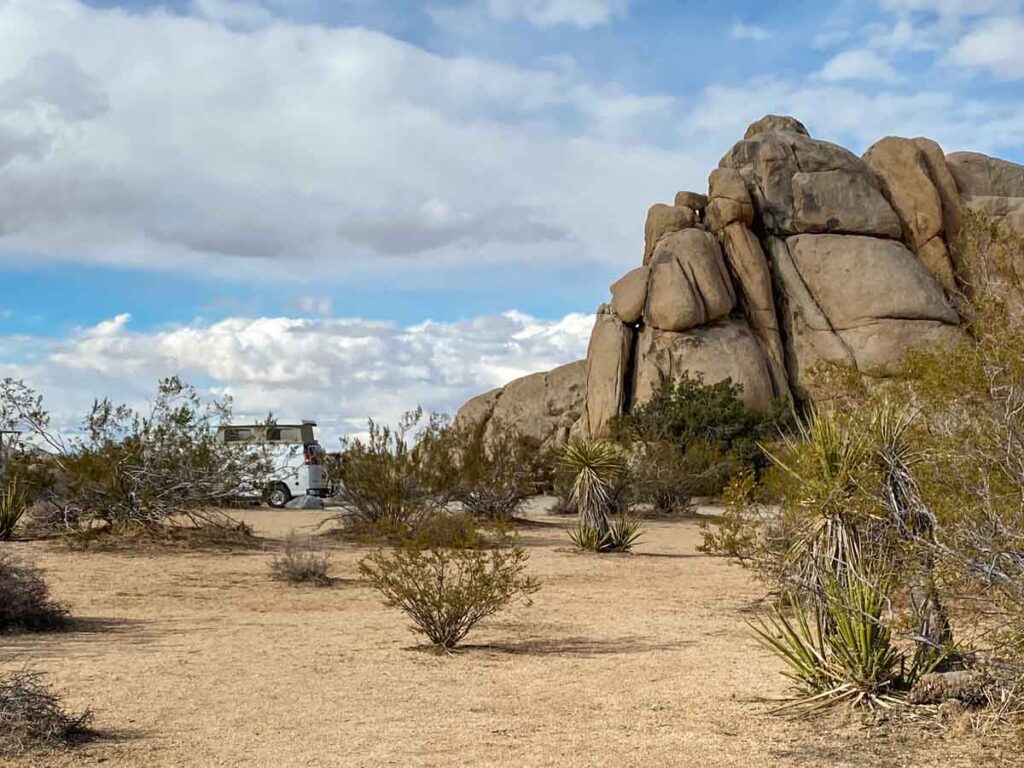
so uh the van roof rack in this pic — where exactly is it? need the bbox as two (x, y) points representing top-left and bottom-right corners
(301, 420), (318, 426)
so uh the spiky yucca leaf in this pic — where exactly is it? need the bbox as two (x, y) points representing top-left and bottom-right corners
(0, 477), (26, 541)
(753, 559), (908, 713)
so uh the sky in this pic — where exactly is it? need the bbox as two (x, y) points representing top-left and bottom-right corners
(0, 0), (1022, 443)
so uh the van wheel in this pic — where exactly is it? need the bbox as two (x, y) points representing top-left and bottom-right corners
(267, 483), (291, 509)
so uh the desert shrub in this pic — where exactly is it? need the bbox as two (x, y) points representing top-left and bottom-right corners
(330, 409), (448, 538)
(0, 671), (92, 755)
(0, 554), (68, 632)
(612, 373), (791, 498)
(560, 439), (642, 552)
(403, 510), (493, 550)
(0, 478), (26, 540)
(429, 420), (546, 521)
(270, 534), (332, 586)
(359, 545), (539, 651)
(0, 377), (272, 536)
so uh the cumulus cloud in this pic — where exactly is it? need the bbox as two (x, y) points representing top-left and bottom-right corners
(0, 0), (691, 282)
(7, 309), (593, 444)
(945, 15), (1024, 80)
(817, 49), (902, 83)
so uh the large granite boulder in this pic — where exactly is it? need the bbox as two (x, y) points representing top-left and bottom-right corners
(632, 319), (775, 412)
(946, 152), (1024, 199)
(584, 307), (633, 437)
(721, 130), (902, 238)
(643, 203), (696, 265)
(863, 136), (956, 289)
(744, 114), (809, 139)
(454, 360), (586, 451)
(645, 229), (735, 332)
(769, 234), (963, 396)
(609, 267), (649, 324)
(706, 167), (754, 232)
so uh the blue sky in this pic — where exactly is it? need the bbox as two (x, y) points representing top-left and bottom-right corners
(0, 0), (1022, 440)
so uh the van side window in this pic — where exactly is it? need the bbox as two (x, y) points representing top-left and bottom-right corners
(267, 427), (301, 442)
(223, 427), (253, 443)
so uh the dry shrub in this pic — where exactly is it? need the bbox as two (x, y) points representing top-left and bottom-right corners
(330, 409), (447, 536)
(432, 420), (547, 520)
(0, 554), (67, 632)
(359, 545), (539, 651)
(0, 671), (92, 755)
(270, 534), (331, 586)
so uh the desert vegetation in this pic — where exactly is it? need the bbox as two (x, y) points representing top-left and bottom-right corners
(2, 215), (1023, 763)
(702, 214), (1024, 724)
(0, 376), (274, 541)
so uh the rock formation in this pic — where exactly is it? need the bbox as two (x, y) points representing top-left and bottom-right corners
(457, 116), (1024, 443)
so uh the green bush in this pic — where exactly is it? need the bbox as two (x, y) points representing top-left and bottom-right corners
(752, 558), (918, 712)
(560, 439), (643, 552)
(612, 374), (791, 500)
(0, 554), (68, 632)
(359, 545), (539, 651)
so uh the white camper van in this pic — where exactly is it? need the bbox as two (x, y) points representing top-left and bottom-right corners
(216, 420), (329, 507)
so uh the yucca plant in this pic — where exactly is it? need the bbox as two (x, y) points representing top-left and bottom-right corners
(0, 477), (26, 541)
(763, 407), (869, 585)
(753, 558), (912, 713)
(561, 440), (636, 552)
(567, 513), (643, 553)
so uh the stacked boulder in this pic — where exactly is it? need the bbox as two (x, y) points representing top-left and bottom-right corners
(457, 115), (1024, 444)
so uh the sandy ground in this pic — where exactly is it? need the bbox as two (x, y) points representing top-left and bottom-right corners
(0, 500), (1015, 767)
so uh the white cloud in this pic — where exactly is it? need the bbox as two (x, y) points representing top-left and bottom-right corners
(945, 15), (1024, 80)
(730, 21), (771, 41)
(817, 49), (902, 83)
(6, 309), (594, 445)
(0, 0), (692, 283)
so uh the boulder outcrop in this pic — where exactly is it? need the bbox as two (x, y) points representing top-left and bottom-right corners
(456, 115), (1024, 443)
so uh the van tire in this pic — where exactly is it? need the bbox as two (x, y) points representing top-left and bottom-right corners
(266, 483), (292, 509)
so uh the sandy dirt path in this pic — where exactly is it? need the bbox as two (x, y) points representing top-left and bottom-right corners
(0, 501), (1011, 767)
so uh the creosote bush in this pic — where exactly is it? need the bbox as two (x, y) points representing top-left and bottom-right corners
(0, 671), (92, 755)
(430, 420), (546, 521)
(0, 554), (68, 632)
(359, 545), (539, 651)
(330, 408), (448, 538)
(269, 534), (332, 586)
